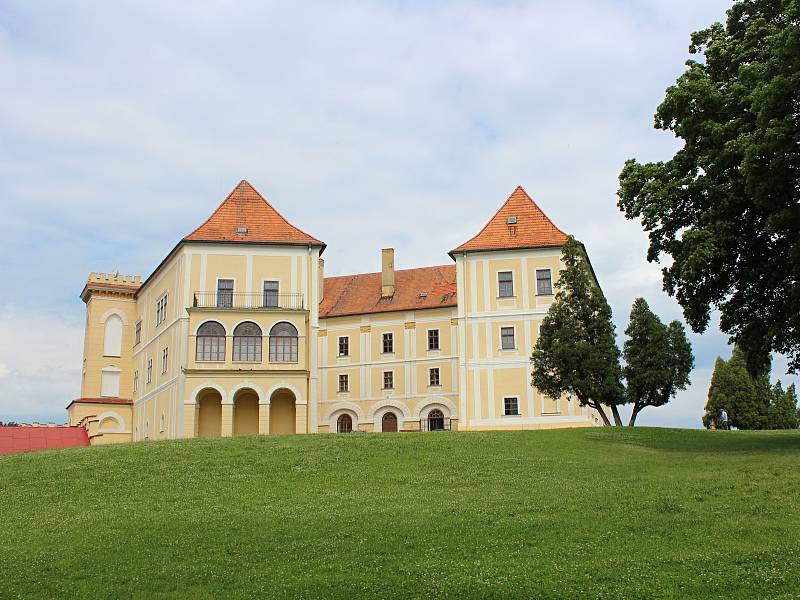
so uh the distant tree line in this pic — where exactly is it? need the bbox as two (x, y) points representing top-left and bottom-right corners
(704, 348), (799, 430)
(0, 421), (20, 427)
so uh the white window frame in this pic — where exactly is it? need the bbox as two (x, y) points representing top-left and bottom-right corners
(503, 396), (520, 416)
(146, 358), (153, 384)
(133, 370), (139, 393)
(427, 328), (440, 351)
(161, 346), (169, 373)
(262, 279), (280, 308)
(500, 326), (516, 350)
(134, 319), (142, 346)
(338, 373), (349, 393)
(382, 331), (394, 354)
(338, 336), (350, 357)
(428, 367), (440, 387)
(155, 293), (168, 327)
(497, 271), (514, 298)
(215, 277), (236, 308)
(536, 268), (553, 296)
(383, 370), (394, 390)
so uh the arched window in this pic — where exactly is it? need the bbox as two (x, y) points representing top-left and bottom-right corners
(269, 322), (298, 363)
(428, 409), (445, 431)
(103, 314), (123, 357)
(196, 321), (226, 361)
(337, 414), (353, 433)
(233, 321), (262, 361)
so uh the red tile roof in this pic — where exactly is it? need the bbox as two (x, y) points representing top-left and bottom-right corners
(184, 180), (325, 248)
(320, 265), (457, 318)
(0, 426), (89, 455)
(451, 186), (568, 256)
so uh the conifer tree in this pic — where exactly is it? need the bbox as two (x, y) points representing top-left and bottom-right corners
(623, 298), (693, 426)
(531, 237), (625, 426)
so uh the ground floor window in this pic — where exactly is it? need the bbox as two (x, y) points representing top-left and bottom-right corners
(337, 414), (353, 433)
(428, 409), (445, 431)
(504, 397), (520, 416)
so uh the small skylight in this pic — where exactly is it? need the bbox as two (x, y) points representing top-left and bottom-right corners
(507, 216), (517, 224)
(419, 292), (428, 299)
(236, 226), (248, 234)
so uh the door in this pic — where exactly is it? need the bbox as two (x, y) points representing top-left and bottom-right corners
(382, 412), (398, 432)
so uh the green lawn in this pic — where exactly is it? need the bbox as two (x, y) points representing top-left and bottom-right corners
(1, 428), (799, 599)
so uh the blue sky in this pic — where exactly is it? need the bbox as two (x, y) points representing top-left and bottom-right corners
(0, 0), (795, 426)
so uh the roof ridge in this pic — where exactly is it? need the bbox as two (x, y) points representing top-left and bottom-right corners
(323, 263), (455, 281)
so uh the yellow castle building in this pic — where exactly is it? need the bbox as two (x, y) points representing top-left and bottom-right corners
(69, 181), (602, 444)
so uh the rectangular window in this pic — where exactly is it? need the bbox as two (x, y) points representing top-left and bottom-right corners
(504, 397), (520, 416)
(429, 367), (440, 387)
(263, 280), (279, 308)
(338, 336), (349, 357)
(133, 370), (139, 393)
(217, 279), (234, 308)
(155, 294), (168, 326)
(382, 332), (394, 354)
(338, 374), (349, 393)
(428, 329), (440, 351)
(536, 269), (553, 295)
(383, 371), (394, 389)
(498, 271), (514, 298)
(135, 320), (142, 346)
(161, 347), (169, 373)
(146, 358), (153, 384)
(501, 327), (515, 350)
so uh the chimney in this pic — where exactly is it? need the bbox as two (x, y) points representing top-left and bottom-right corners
(381, 248), (395, 298)
(318, 258), (325, 301)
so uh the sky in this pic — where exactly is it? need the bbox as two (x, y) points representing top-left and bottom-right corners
(0, 0), (796, 427)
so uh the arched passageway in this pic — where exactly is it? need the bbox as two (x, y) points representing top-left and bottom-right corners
(233, 389), (259, 436)
(198, 389), (223, 437)
(337, 414), (353, 433)
(270, 389), (296, 435)
(428, 409), (445, 431)
(382, 412), (398, 432)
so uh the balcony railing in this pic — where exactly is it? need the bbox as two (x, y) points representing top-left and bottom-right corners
(192, 292), (305, 310)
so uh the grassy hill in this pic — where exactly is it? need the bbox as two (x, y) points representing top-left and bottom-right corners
(1, 428), (799, 599)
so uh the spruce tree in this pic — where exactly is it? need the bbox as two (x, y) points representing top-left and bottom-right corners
(531, 236), (625, 426)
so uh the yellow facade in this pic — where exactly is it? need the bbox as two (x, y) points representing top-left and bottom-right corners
(68, 181), (601, 444)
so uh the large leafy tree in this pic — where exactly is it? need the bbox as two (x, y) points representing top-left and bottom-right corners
(531, 237), (625, 426)
(623, 298), (694, 426)
(617, 0), (800, 375)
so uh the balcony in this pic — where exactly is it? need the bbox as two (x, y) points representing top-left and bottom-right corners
(192, 292), (305, 311)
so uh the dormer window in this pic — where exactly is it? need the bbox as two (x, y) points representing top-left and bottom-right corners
(506, 216), (517, 224)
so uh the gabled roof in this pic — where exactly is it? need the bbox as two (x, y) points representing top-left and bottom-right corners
(184, 180), (325, 249)
(320, 265), (457, 318)
(450, 186), (568, 257)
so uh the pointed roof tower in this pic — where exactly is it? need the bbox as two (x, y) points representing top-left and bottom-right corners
(184, 180), (325, 250)
(450, 186), (568, 258)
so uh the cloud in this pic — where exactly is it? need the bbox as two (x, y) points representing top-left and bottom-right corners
(0, 308), (83, 423)
(5, 0), (796, 426)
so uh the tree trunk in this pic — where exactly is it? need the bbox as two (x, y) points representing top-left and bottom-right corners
(628, 403), (642, 427)
(610, 403), (623, 427)
(590, 401), (612, 426)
